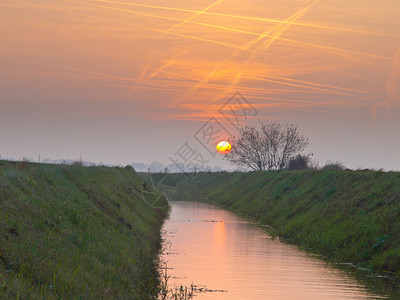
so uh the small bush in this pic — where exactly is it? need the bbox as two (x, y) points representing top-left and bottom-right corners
(72, 157), (84, 166)
(322, 160), (345, 170)
(287, 154), (312, 170)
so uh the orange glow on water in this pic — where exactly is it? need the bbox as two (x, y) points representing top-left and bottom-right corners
(160, 202), (398, 299)
(213, 221), (226, 247)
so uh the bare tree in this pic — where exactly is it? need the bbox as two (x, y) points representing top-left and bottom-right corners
(225, 122), (309, 171)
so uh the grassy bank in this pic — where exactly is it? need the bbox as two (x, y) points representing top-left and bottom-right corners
(0, 160), (169, 299)
(176, 170), (400, 279)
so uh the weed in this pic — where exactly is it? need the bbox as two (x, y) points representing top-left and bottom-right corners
(158, 265), (194, 300)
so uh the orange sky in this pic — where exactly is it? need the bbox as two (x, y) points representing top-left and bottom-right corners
(1, 0), (400, 169)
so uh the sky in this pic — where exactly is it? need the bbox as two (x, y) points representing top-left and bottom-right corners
(1, 0), (400, 170)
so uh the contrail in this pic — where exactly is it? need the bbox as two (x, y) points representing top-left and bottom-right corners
(371, 45), (400, 120)
(248, 75), (368, 94)
(235, 96), (374, 119)
(277, 36), (391, 61)
(151, 28), (260, 53)
(86, 0), (399, 38)
(261, 0), (321, 50)
(67, 1), (391, 62)
(142, 78), (345, 96)
(67, 67), (136, 82)
(153, 8), (393, 61)
(65, 0), (191, 25)
(64, 0), (379, 107)
(168, 0), (224, 32)
(174, 2), (301, 101)
(64, 1), (261, 53)
(178, 1), (313, 98)
(139, 62), (152, 81)
(245, 76), (357, 96)
(213, 0), (321, 102)
(67, 66), (349, 98)
(248, 94), (373, 107)
(174, 94), (374, 121)
(323, 3), (400, 26)
(143, 47), (193, 81)
(151, 18), (292, 95)
(67, 67), (189, 91)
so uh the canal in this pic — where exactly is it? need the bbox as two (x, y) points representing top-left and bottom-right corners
(160, 201), (399, 299)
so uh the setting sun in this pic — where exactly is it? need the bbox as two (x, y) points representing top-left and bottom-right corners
(2, 0), (400, 298)
(216, 141), (232, 154)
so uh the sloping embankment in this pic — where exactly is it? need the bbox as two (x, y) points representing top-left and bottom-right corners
(177, 170), (400, 279)
(0, 160), (169, 299)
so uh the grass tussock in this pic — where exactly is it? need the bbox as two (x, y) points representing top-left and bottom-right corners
(177, 170), (400, 280)
(0, 160), (169, 299)
(158, 265), (194, 300)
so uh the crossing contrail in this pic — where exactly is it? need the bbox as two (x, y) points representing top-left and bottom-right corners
(209, 0), (321, 102)
(66, 0), (391, 62)
(143, 47), (194, 81)
(66, 66), (356, 97)
(62, 0), (387, 117)
(86, 0), (399, 37)
(168, 0), (224, 32)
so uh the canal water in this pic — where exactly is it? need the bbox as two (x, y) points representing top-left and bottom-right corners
(160, 201), (400, 299)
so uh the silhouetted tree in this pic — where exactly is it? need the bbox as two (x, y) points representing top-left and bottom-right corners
(225, 122), (309, 171)
(287, 154), (313, 170)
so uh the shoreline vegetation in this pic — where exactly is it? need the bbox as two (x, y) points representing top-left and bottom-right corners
(0, 160), (169, 299)
(3, 160), (400, 298)
(175, 170), (400, 285)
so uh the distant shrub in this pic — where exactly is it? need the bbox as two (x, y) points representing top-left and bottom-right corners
(322, 160), (345, 170)
(124, 165), (134, 171)
(72, 157), (84, 166)
(287, 154), (313, 170)
(16, 157), (29, 170)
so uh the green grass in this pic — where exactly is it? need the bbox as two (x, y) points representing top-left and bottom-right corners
(176, 170), (400, 280)
(0, 160), (169, 299)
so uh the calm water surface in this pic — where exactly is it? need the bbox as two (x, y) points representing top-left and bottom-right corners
(160, 201), (400, 299)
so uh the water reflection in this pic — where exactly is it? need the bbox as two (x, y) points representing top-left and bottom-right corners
(160, 201), (399, 299)
(213, 221), (226, 248)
